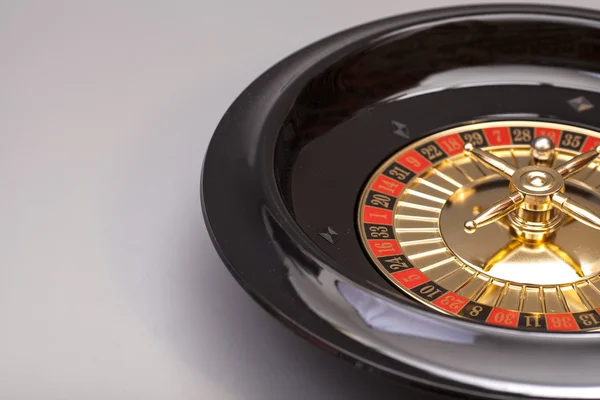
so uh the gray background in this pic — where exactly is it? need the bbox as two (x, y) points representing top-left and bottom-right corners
(1, 1), (598, 399)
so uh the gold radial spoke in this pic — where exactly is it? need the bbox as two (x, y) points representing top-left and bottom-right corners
(555, 146), (600, 179)
(552, 192), (600, 231)
(464, 192), (524, 233)
(463, 143), (518, 179)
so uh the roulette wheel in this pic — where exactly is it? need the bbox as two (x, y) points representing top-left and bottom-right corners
(201, 4), (600, 399)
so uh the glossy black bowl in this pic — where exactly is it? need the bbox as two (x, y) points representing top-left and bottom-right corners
(202, 4), (600, 399)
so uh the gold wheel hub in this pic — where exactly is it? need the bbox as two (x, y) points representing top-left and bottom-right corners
(512, 167), (563, 195)
(460, 138), (600, 243)
(506, 166), (566, 242)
